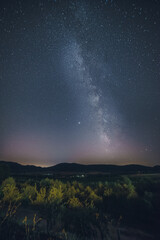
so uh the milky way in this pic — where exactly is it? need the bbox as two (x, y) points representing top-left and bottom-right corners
(0, 0), (160, 166)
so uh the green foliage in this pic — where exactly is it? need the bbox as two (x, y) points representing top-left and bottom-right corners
(64, 185), (77, 199)
(1, 177), (21, 202)
(22, 184), (37, 203)
(112, 177), (137, 199)
(68, 197), (82, 208)
(85, 186), (102, 204)
(104, 187), (113, 197)
(40, 178), (53, 189)
(33, 187), (46, 205)
(48, 185), (63, 204)
(0, 174), (160, 239)
(2, 177), (16, 187)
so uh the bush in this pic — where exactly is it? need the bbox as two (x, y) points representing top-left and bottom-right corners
(2, 177), (21, 202)
(22, 184), (37, 203)
(48, 186), (63, 204)
(68, 197), (83, 208)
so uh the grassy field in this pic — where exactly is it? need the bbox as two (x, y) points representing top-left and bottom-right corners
(0, 173), (160, 240)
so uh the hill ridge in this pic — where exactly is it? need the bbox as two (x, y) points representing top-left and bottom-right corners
(0, 160), (160, 175)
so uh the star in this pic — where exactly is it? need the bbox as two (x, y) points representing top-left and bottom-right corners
(0, 0), (159, 166)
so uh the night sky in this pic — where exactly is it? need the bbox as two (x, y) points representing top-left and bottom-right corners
(0, 0), (160, 166)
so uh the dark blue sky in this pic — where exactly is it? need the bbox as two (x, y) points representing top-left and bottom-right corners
(0, 0), (160, 166)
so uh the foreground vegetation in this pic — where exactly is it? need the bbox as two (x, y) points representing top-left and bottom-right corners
(0, 174), (160, 239)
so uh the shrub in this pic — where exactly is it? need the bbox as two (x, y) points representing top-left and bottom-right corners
(48, 186), (63, 204)
(33, 187), (46, 205)
(22, 185), (37, 203)
(68, 197), (83, 208)
(2, 177), (21, 202)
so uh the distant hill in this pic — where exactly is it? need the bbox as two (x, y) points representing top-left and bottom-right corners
(48, 162), (160, 174)
(0, 160), (160, 175)
(0, 161), (43, 175)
